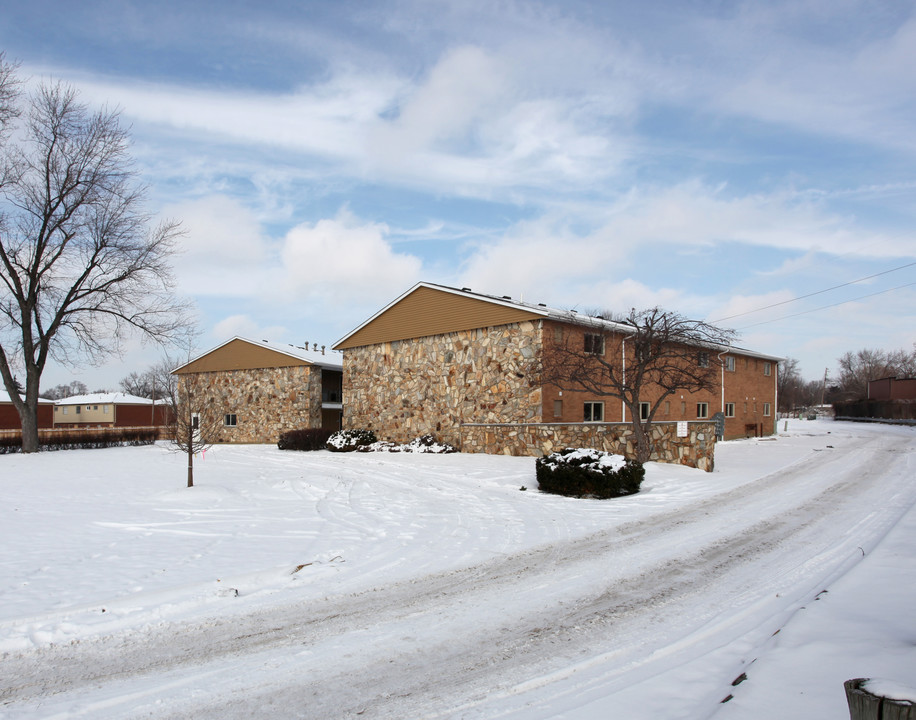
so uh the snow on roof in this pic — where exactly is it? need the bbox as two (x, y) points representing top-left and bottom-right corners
(252, 338), (343, 370)
(335, 281), (782, 361)
(171, 337), (343, 374)
(54, 392), (165, 406)
(0, 390), (54, 404)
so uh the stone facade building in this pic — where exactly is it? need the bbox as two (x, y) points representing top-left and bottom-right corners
(334, 283), (781, 469)
(172, 338), (343, 444)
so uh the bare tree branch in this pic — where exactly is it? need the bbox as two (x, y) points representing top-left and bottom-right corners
(0, 66), (192, 451)
(541, 307), (737, 463)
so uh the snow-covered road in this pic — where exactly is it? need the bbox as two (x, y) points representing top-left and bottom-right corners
(1, 420), (914, 719)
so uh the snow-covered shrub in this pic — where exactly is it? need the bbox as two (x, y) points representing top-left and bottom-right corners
(326, 429), (377, 452)
(356, 434), (458, 454)
(536, 448), (644, 499)
(277, 428), (334, 451)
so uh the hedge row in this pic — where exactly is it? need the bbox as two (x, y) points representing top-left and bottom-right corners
(277, 428), (335, 452)
(0, 428), (159, 454)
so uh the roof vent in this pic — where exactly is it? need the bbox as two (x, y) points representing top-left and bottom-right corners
(502, 295), (511, 300)
(538, 303), (546, 307)
(461, 287), (472, 292)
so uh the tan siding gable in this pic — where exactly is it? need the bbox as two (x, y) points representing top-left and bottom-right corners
(174, 338), (312, 374)
(335, 285), (545, 349)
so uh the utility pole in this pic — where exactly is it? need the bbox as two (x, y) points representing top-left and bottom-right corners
(820, 368), (828, 406)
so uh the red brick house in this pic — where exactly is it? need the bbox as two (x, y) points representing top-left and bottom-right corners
(334, 282), (780, 467)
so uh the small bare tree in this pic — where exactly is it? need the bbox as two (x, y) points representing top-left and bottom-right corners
(166, 365), (222, 488)
(542, 307), (737, 464)
(0, 62), (190, 452)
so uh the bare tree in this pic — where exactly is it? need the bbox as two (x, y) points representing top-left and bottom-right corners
(541, 307), (737, 464)
(119, 369), (156, 398)
(777, 357), (804, 413)
(39, 380), (89, 400)
(168, 370), (222, 488)
(0, 64), (190, 451)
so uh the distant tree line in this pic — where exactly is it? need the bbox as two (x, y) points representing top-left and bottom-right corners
(779, 344), (916, 412)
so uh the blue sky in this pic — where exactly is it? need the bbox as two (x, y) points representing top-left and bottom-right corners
(3, 0), (915, 388)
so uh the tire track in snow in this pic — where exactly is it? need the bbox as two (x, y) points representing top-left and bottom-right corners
(2, 432), (914, 719)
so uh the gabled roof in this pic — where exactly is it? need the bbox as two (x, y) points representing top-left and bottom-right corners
(172, 337), (343, 375)
(333, 282), (551, 350)
(333, 281), (782, 361)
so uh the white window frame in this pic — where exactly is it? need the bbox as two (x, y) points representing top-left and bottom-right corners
(696, 402), (709, 419)
(725, 402), (736, 418)
(763, 402), (771, 417)
(697, 351), (709, 368)
(584, 402), (604, 422)
(764, 362), (772, 376)
(639, 402), (650, 421)
(724, 356), (736, 372)
(224, 413), (238, 427)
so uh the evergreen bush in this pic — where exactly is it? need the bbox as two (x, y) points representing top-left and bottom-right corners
(326, 428), (377, 452)
(536, 448), (644, 499)
(277, 428), (335, 451)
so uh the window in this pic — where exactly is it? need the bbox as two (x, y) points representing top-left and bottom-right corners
(697, 351), (709, 368)
(764, 362), (772, 376)
(224, 414), (237, 427)
(696, 402), (709, 419)
(93, 405), (98, 410)
(584, 333), (605, 355)
(639, 402), (650, 420)
(584, 402), (604, 422)
(553, 399), (562, 418)
(76, 406), (81, 414)
(724, 356), (736, 372)
(191, 414), (200, 430)
(725, 403), (735, 418)
(103, 405), (109, 414)
(763, 403), (771, 416)
(62, 407), (68, 415)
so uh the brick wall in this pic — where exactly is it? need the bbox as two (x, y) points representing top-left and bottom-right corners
(541, 321), (777, 440)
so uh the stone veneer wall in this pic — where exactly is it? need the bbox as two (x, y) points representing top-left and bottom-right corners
(343, 322), (543, 447)
(188, 365), (321, 443)
(460, 421), (717, 471)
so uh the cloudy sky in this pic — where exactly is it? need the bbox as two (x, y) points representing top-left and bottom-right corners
(3, 0), (915, 388)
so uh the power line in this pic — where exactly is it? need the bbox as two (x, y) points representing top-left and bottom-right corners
(711, 260), (916, 323)
(735, 281), (916, 330)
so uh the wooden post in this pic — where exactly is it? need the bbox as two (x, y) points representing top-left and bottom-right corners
(845, 679), (916, 720)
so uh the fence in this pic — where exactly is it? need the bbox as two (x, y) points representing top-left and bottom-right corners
(0, 425), (173, 452)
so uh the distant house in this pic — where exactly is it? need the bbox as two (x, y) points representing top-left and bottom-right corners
(171, 337), (343, 444)
(333, 282), (780, 465)
(0, 391), (54, 430)
(53, 392), (171, 428)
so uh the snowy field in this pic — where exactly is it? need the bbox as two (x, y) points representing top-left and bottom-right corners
(1, 419), (914, 719)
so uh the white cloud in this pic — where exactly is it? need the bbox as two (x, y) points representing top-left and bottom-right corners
(211, 315), (288, 343)
(280, 209), (423, 305)
(160, 195), (274, 297)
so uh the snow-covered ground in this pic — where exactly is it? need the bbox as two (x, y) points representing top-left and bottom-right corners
(1, 419), (914, 719)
